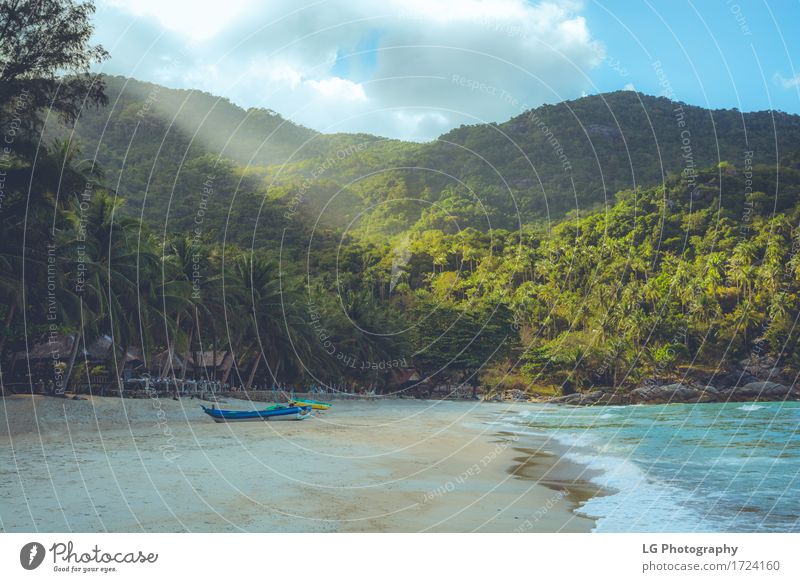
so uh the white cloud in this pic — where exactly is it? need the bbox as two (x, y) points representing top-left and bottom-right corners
(94, 0), (605, 139)
(305, 77), (367, 102)
(773, 72), (800, 89)
(101, 0), (255, 41)
(623, 82), (636, 91)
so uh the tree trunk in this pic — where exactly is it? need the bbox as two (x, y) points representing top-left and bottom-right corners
(0, 302), (17, 356)
(63, 329), (83, 393)
(161, 314), (181, 378)
(226, 351), (243, 389)
(221, 359), (233, 385)
(229, 343), (256, 389)
(192, 315), (199, 381)
(245, 354), (261, 390)
(212, 324), (218, 382)
(160, 343), (172, 378)
(180, 320), (194, 382)
(108, 342), (124, 391)
(274, 358), (282, 389)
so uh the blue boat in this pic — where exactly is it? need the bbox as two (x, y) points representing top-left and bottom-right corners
(201, 404), (311, 423)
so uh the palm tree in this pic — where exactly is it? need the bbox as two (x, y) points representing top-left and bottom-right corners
(158, 235), (208, 380)
(59, 190), (146, 390)
(229, 253), (314, 389)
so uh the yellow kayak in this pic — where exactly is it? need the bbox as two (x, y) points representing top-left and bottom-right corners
(289, 399), (332, 410)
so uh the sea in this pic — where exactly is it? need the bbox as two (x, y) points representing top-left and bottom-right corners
(497, 401), (800, 532)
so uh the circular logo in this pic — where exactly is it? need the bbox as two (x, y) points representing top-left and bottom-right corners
(20, 542), (46, 570)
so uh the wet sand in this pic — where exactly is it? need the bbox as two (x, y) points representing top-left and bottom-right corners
(0, 395), (600, 532)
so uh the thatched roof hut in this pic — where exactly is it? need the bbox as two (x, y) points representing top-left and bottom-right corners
(15, 333), (76, 361)
(83, 335), (114, 362)
(16, 333), (117, 363)
(187, 351), (234, 373)
(392, 367), (421, 386)
(122, 346), (145, 367)
(151, 350), (185, 373)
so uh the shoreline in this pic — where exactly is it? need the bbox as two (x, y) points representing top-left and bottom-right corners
(545, 380), (800, 406)
(0, 395), (598, 532)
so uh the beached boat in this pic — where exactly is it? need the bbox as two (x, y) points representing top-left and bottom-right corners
(289, 398), (332, 410)
(201, 405), (311, 423)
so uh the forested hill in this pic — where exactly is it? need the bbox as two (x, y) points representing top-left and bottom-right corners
(8, 3), (800, 399)
(66, 75), (413, 168)
(59, 77), (800, 240)
(430, 91), (800, 217)
(52, 75), (397, 231)
(9, 72), (800, 394)
(272, 91), (800, 239)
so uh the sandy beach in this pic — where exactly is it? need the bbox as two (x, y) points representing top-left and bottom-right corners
(0, 395), (599, 532)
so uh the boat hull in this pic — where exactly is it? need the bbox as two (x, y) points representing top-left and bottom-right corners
(289, 399), (332, 410)
(201, 405), (311, 422)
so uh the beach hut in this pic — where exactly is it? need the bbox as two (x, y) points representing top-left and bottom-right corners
(389, 367), (425, 395)
(83, 335), (114, 364)
(121, 347), (145, 380)
(17, 333), (120, 369)
(14, 332), (76, 363)
(187, 351), (234, 379)
(151, 349), (185, 376)
(7, 333), (83, 392)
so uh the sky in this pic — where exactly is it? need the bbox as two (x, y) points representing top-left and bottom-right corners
(91, 0), (800, 141)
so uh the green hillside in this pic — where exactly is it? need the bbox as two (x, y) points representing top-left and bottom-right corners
(6, 67), (800, 395)
(52, 76), (400, 241)
(59, 78), (800, 243)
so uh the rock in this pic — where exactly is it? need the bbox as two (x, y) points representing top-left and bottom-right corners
(546, 377), (800, 407)
(578, 390), (604, 403)
(739, 353), (781, 380)
(548, 388), (628, 406)
(548, 393), (582, 404)
(720, 381), (794, 402)
(590, 390), (628, 405)
(629, 383), (720, 404)
(713, 370), (758, 389)
(502, 389), (528, 401)
(694, 386), (720, 403)
(739, 350), (774, 368)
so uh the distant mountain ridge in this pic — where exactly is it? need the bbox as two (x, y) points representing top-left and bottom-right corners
(423, 90), (800, 217)
(60, 77), (800, 238)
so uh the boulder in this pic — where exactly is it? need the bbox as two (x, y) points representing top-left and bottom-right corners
(548, 393), (584, 405)
(736, 353), (788, 383)
(694, 385), (721, 403)
(720, 381), (795, 402)
(548, 389), (628, 406)
(629, 383), (720, 404)
(502, 389), (528, 401)
(593, 390), (629, 405)
(715, 370), (758, 388)
(546, 378), (800, 407)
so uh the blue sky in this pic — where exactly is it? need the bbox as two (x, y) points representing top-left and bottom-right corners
(586, 1), (800, 114)
(93, 1), (800, 140)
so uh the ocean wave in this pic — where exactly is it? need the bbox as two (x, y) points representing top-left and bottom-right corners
(505, 401), (800, 532)
(508, 419), (714, 532)
(562, 449), (714, 532)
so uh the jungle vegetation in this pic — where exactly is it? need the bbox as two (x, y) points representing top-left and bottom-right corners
(3, 1), (800, 396)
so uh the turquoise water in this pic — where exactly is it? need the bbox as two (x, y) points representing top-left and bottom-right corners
(500, 401), (800, 532)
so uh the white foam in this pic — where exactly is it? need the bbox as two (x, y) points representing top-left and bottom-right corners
(737, 404), (765, 411)
(503, 412), (713, 532)
(563, 449), (714, 532)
